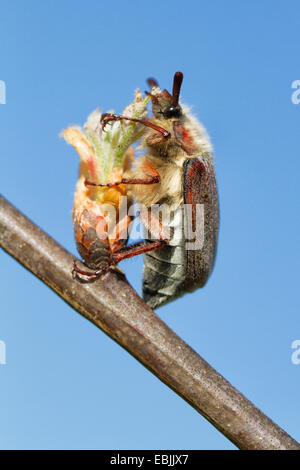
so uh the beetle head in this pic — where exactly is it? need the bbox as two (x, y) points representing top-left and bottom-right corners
(146, 72), (183, 121)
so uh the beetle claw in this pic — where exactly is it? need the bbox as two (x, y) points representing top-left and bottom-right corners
(72, 260), (110, 283)
(100, 113), (119, 131)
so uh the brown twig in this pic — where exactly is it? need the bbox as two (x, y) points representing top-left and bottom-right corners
(0, 194), (299, 450)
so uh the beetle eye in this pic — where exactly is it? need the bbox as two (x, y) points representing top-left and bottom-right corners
(163, 105), (182, 119)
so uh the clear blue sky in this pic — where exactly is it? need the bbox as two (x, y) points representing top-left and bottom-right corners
(0, 0), (299, 450)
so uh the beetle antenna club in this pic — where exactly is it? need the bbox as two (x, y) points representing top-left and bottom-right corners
(172, 71), (184, 107)
(147, 77), (159, 89)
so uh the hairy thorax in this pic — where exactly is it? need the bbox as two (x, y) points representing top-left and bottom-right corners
(132, 156), (184, 207)
(127, 114), (209, 208)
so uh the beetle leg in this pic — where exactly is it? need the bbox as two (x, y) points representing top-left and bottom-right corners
(84, 176), (159, 188)
(112, 240), (167, 264)
(72, 260), (110, 282)
(72, 205), (169, 279)
(144, 91), (159, 103)
(85, 162), (160, 188)
(100, 113), (170, 139)
(112, 207), (169, 263)
(72, 238), (167, 280)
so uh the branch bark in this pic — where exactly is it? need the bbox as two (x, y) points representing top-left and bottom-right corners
(0, 194), (299, 450)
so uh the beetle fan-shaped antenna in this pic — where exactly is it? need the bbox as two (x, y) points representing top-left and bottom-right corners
(147, 77), (159, 89)
(172, 71), (183, 106)
(146, 77), (160, 103)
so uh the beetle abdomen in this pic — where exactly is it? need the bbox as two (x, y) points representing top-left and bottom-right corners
(142, 154), (219, 309)
(143, 206), (186, 309)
